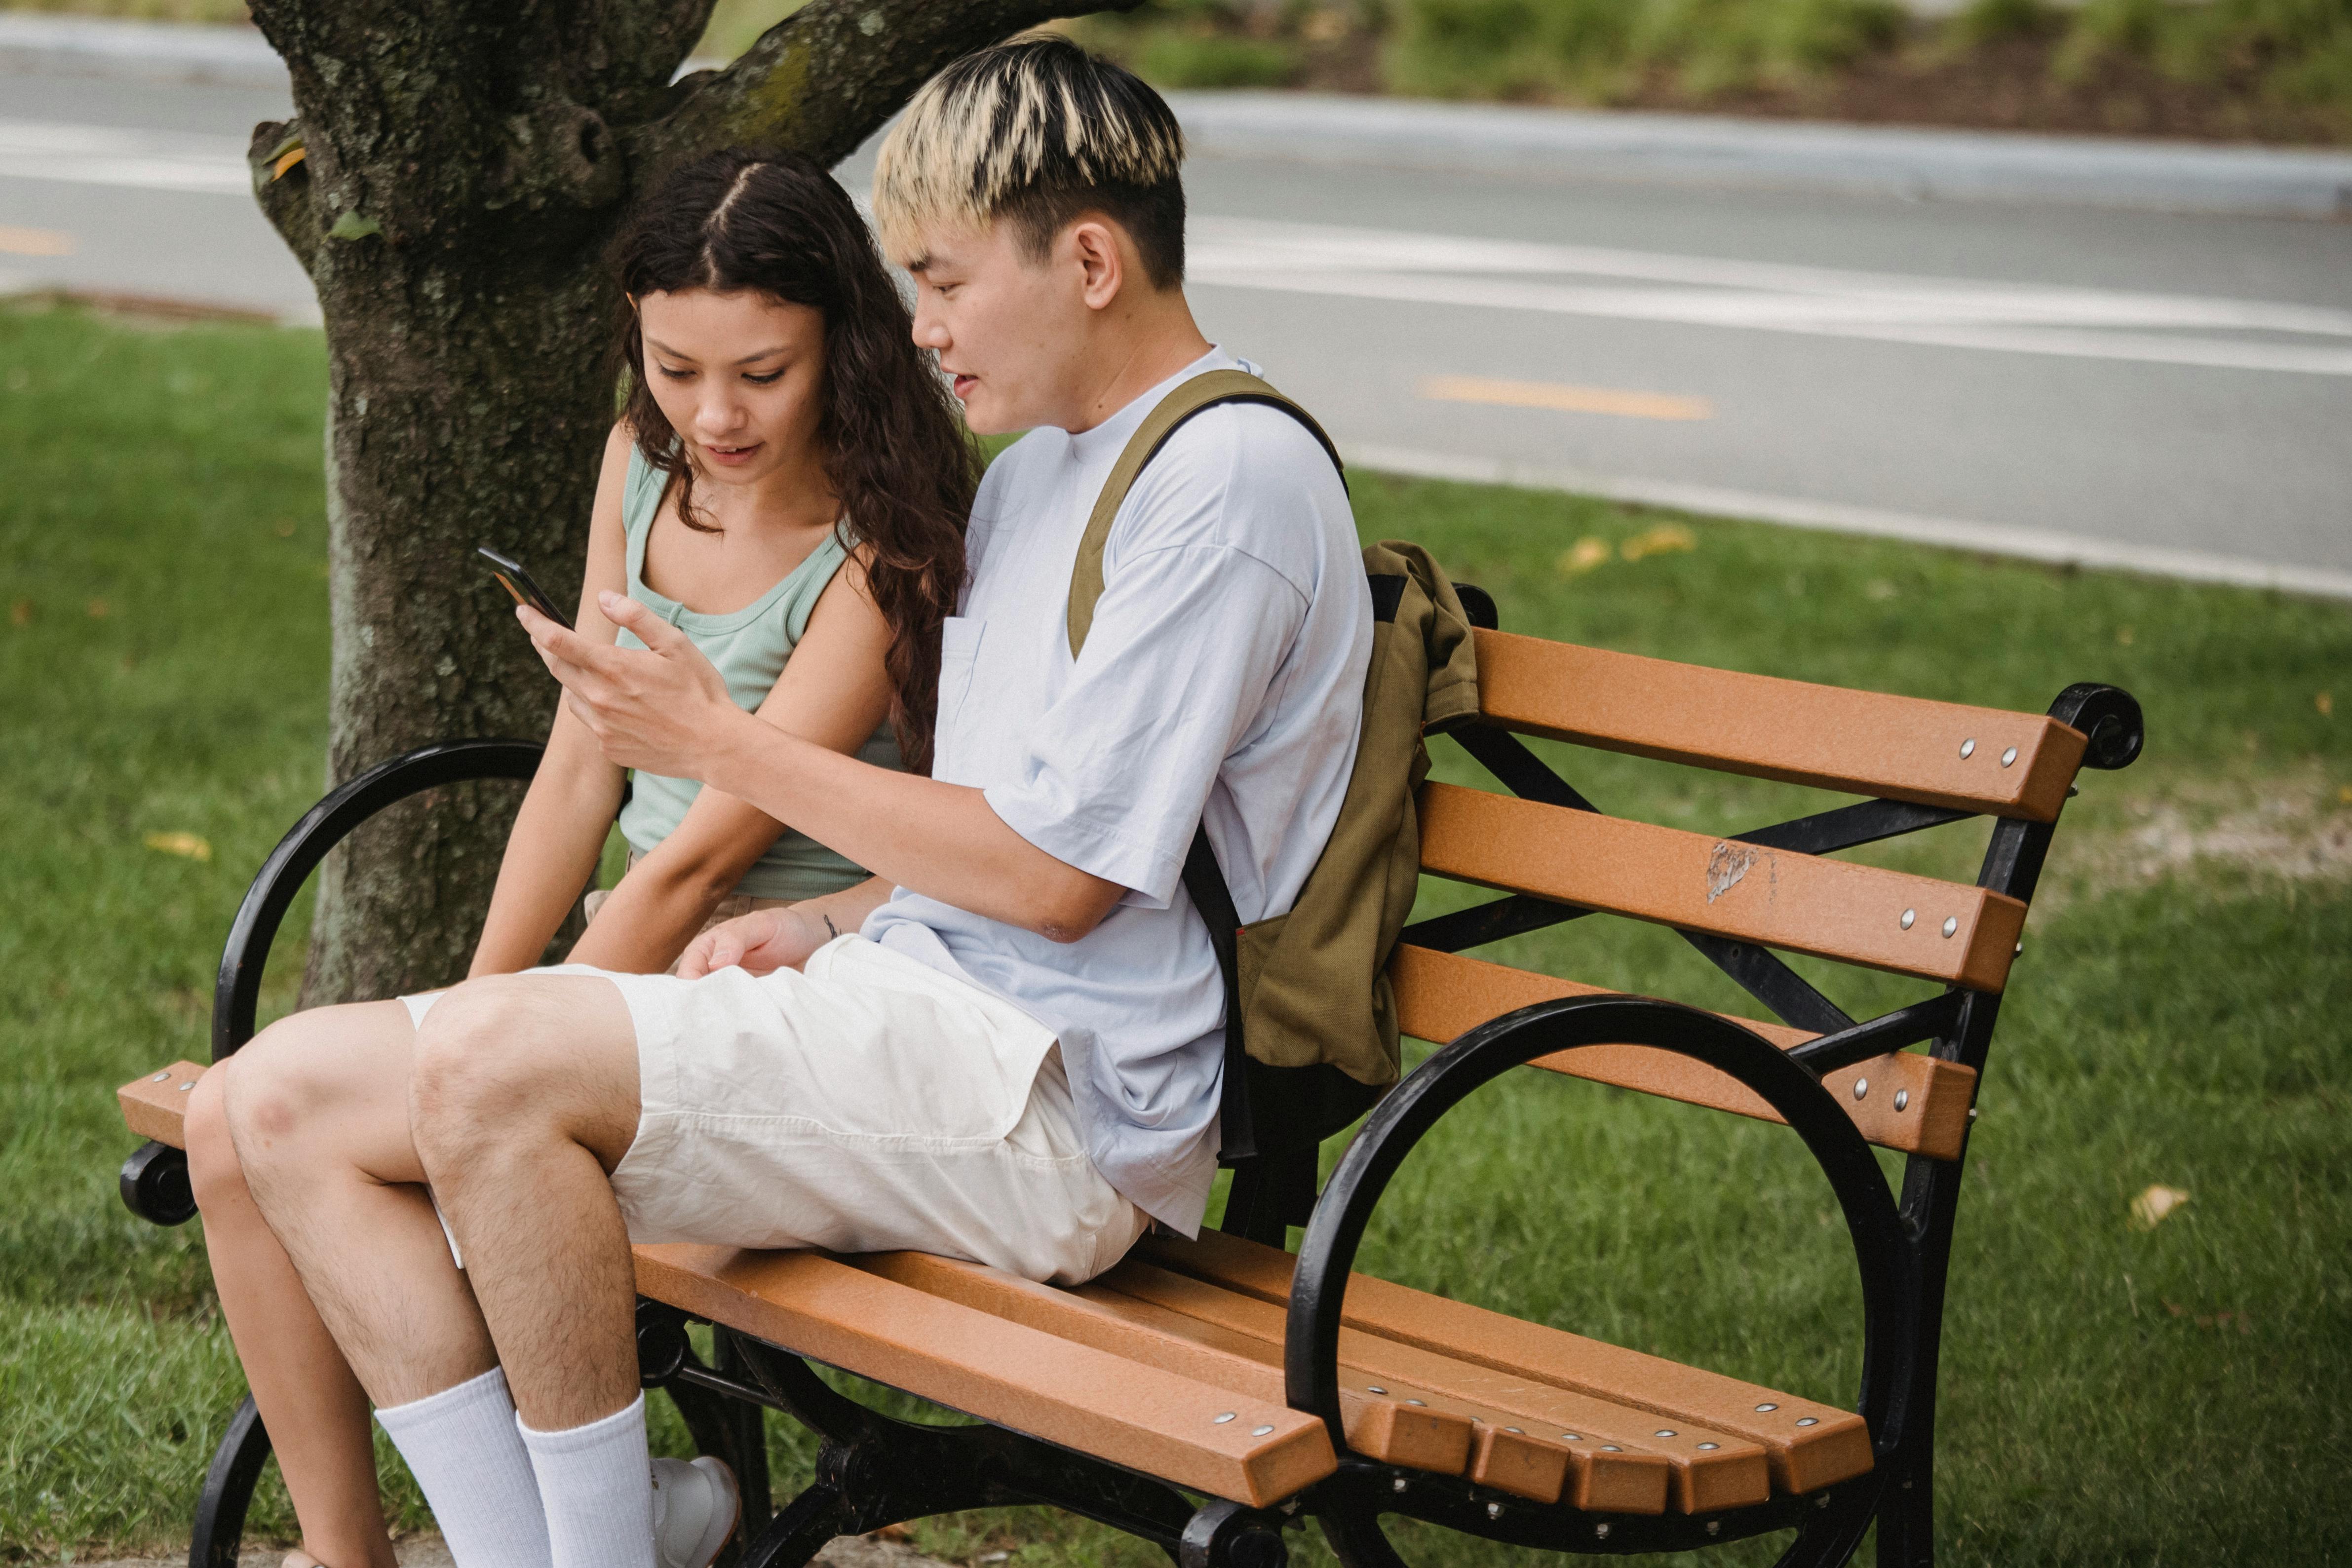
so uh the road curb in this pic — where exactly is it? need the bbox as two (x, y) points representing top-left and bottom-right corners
(8, 16), (2348, 219)
(1168, 90), (2352, 220)
(1348, 443), (2352, 602)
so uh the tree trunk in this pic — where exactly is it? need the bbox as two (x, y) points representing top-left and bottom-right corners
(242, 0), (1127, 1003)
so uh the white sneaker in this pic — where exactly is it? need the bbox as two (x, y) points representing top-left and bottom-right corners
(651, 1454), (741, 1568)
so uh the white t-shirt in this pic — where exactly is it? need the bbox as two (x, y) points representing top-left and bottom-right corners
(862, 347), (1370, 1233)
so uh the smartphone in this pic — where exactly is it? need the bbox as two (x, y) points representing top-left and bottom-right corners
(477, 546), (573, 631)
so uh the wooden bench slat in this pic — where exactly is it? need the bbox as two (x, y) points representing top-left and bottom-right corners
(1473, 629), (2086, 822)
(1418, 782), (2027, 991)
(633, 1244), (1335, 1507)
(1100, 1260), (1766, 1514)
(1063, 1278), (1596, 1508)
(1141, 1231), (1874, 1497)
(120, 1060), (206, 1147)
(850, 1252), (1479, 1485)
(1390, 946), (1979, 1161)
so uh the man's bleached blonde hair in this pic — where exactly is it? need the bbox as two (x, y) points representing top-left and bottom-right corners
(873, 35), (1188, 288)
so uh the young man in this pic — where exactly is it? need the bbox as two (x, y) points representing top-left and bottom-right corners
(206, 35), (1368, 1568)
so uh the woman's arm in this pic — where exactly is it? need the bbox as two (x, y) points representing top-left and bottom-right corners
(675, 873), (898, 980)
(467, 428), (636, 977)
(562, 547), (897, 974)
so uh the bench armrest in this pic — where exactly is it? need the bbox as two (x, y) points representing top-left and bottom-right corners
(1283, 995), (1916, 1470)
(209, 739), (544, 1062)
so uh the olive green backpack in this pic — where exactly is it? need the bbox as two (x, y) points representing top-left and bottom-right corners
(1066, 370), (1480, 1160)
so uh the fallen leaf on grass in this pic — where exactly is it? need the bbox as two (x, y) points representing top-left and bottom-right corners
(2319, 691), (2335, 717)
(2129, 1184), (2190, 1229)
(863, 1523), (911, 1542)
(1620, 523), (1696, 561)
(2163, 1300), (2254, 1334)
(144, 831), (213, 862)
(8, 599), (27, 627)
(87, 598), (110, 618)
(1556, 536), (1612, 577)
(1865, 578), (1899, 601)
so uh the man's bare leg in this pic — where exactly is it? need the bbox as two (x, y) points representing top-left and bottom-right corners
(223, 999), (562, 1568)
(186, 1059), (400, 1568)
(404, 973), (643, 1429)
(221, 1001), (496, 1405)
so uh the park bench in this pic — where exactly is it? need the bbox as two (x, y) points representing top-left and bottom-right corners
(113, 589), (2142, 1568)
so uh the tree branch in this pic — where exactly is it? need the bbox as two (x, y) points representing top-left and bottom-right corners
(638, 0), (1142, 179)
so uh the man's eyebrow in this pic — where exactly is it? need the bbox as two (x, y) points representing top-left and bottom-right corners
(904, 253), (933, 275)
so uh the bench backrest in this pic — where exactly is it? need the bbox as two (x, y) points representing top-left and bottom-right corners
(1380, 624), (2123, 1165)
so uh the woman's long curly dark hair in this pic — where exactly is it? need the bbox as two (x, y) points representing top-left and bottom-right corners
(612, 149), (978, 776)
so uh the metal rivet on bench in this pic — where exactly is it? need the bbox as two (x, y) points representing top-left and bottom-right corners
(1253, 1425), (1275, 1437)
(1942, 916), (1959, 938)
(1561, 1432), (1583, 1441)
(2001, 746), (2018, 767)
(1654, 1429), (1677, 1438)
(1213, 1413), (1235, 1424)
(178, 1082), (194, 1091)
(1487, 1501), (1504, 1520)
(1816, 1494), (1834, 1509)
(1969, 1107), (1979, 1120)
(1852, 1078), (1868, 1101)
(1600, 1444), (1622, 1452)
(1595, 1523), (1612, 1540)
(1755, 1403), (1777, 1412)
(1900, 908), (1915, 929)
(152, 1071), (170, 1082)
(1894, 1089), (1910, 1111)
(1707, 1521), (1722, 1536)
(1959, 739), (1976, 759)
(1797, 1417), (1819, 1426)
(1406, 1399), (1427, 1407)
(1504, 1426), (1523, 1434)
(1366, 1386), (1388, 1395)
(1392, 1477), (1409, 1493)
(1698, 1442), (1719, 1451)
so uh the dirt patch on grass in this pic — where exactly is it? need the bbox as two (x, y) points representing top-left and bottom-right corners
(2042, 771), (2352, 911)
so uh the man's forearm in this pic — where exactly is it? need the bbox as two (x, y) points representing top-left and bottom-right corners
(698, 710), (1119, 940)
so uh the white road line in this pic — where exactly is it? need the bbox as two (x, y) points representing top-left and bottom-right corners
(1192, 216), (2352, 377)
(0, 118), (249, 194)
(1349, 442), (2352, 601)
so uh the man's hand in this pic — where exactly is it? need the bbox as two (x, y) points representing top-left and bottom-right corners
(522, 593), (744, 778)
(678, 907), (833, 979)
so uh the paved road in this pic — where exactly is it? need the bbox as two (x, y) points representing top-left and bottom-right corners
(7, 66), (2349, 594)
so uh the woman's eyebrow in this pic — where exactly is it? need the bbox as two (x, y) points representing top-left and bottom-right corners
(643, 340), (790, 366)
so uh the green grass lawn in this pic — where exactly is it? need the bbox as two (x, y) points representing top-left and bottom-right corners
(2, 300), (2348, 1565)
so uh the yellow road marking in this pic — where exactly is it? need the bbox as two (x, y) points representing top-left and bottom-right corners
(1420, 374), (1712, 422)
(0, 225), (74, 257)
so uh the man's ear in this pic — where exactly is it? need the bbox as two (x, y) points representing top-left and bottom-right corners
(1067, 218), (1126, 312)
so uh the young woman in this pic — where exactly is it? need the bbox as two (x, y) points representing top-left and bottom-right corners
(181, 150), (977, 1568)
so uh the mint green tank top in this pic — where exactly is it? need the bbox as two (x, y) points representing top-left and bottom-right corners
(613, 449), (900, 900)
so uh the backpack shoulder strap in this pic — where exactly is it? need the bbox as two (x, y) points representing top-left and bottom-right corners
(1066, 369), (1343, 658)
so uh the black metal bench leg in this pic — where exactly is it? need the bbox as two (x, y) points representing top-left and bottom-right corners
(189, 1395), (270, 1568)
(738, 1478), (854, 1568)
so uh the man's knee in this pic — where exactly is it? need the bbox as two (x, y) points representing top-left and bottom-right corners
(184, 1067), (244, 1211)
(409, 978), (555, 1170)
(219, 1006), (377, 1167)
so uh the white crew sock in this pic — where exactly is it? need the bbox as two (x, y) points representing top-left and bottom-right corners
(519, 1393), (657, 1568)
(374, 1366), (554, 1568)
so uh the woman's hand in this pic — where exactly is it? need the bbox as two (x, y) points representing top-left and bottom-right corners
(522, 593), (745, 779)
(677, 906), (835, 979)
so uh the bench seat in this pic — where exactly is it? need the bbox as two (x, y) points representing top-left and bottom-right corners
(119, 1060), (1869, 1516)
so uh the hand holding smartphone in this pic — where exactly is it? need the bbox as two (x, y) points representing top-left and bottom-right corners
(478, 545), (573, 631)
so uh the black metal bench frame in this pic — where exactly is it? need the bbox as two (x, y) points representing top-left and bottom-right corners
(116, 593), (2143, 1568)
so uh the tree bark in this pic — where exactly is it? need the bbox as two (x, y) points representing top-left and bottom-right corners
(242, 0), (1129, 1003)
